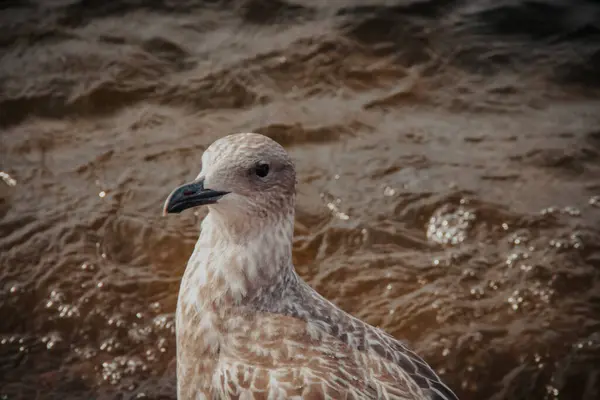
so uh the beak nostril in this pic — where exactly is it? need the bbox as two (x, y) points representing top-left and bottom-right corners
(183, 190), (195, 196)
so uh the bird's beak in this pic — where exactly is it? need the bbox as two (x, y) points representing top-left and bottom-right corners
(163, 178), (229, 215)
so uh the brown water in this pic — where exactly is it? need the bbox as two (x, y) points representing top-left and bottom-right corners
(1, 0), (600, 399)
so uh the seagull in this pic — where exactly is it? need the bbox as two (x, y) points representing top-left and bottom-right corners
(163, 132), (459, 400)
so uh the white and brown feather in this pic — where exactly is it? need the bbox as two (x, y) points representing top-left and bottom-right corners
(171, 133), (458, 400)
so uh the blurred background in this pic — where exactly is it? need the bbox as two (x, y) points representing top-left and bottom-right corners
(1, 0), (600, 399)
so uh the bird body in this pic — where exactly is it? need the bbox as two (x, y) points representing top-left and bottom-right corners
(164, 133), (458, 400)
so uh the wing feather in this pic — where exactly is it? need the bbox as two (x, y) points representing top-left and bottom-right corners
(213, 313), (424, 399)
(245, 279), (459, 400)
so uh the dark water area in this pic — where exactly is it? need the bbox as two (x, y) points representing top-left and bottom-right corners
(1, 0), (600, 399)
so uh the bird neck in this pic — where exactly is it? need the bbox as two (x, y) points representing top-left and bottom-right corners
(181, 208), (296, 307)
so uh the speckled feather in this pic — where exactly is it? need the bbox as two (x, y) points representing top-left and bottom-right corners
(171, 133), (458, 400)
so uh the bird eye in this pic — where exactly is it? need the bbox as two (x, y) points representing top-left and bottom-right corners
(255, 162), (270, 178)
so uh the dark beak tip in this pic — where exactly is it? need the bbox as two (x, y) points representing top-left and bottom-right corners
(162, 190), (177, 216)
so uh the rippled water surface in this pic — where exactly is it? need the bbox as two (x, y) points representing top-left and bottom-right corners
(1, 1), (600, 399)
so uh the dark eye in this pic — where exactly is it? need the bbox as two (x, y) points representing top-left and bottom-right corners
(255, 162), (270, 178)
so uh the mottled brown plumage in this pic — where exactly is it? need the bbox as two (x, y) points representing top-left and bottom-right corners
(164, 133), (458, 400)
